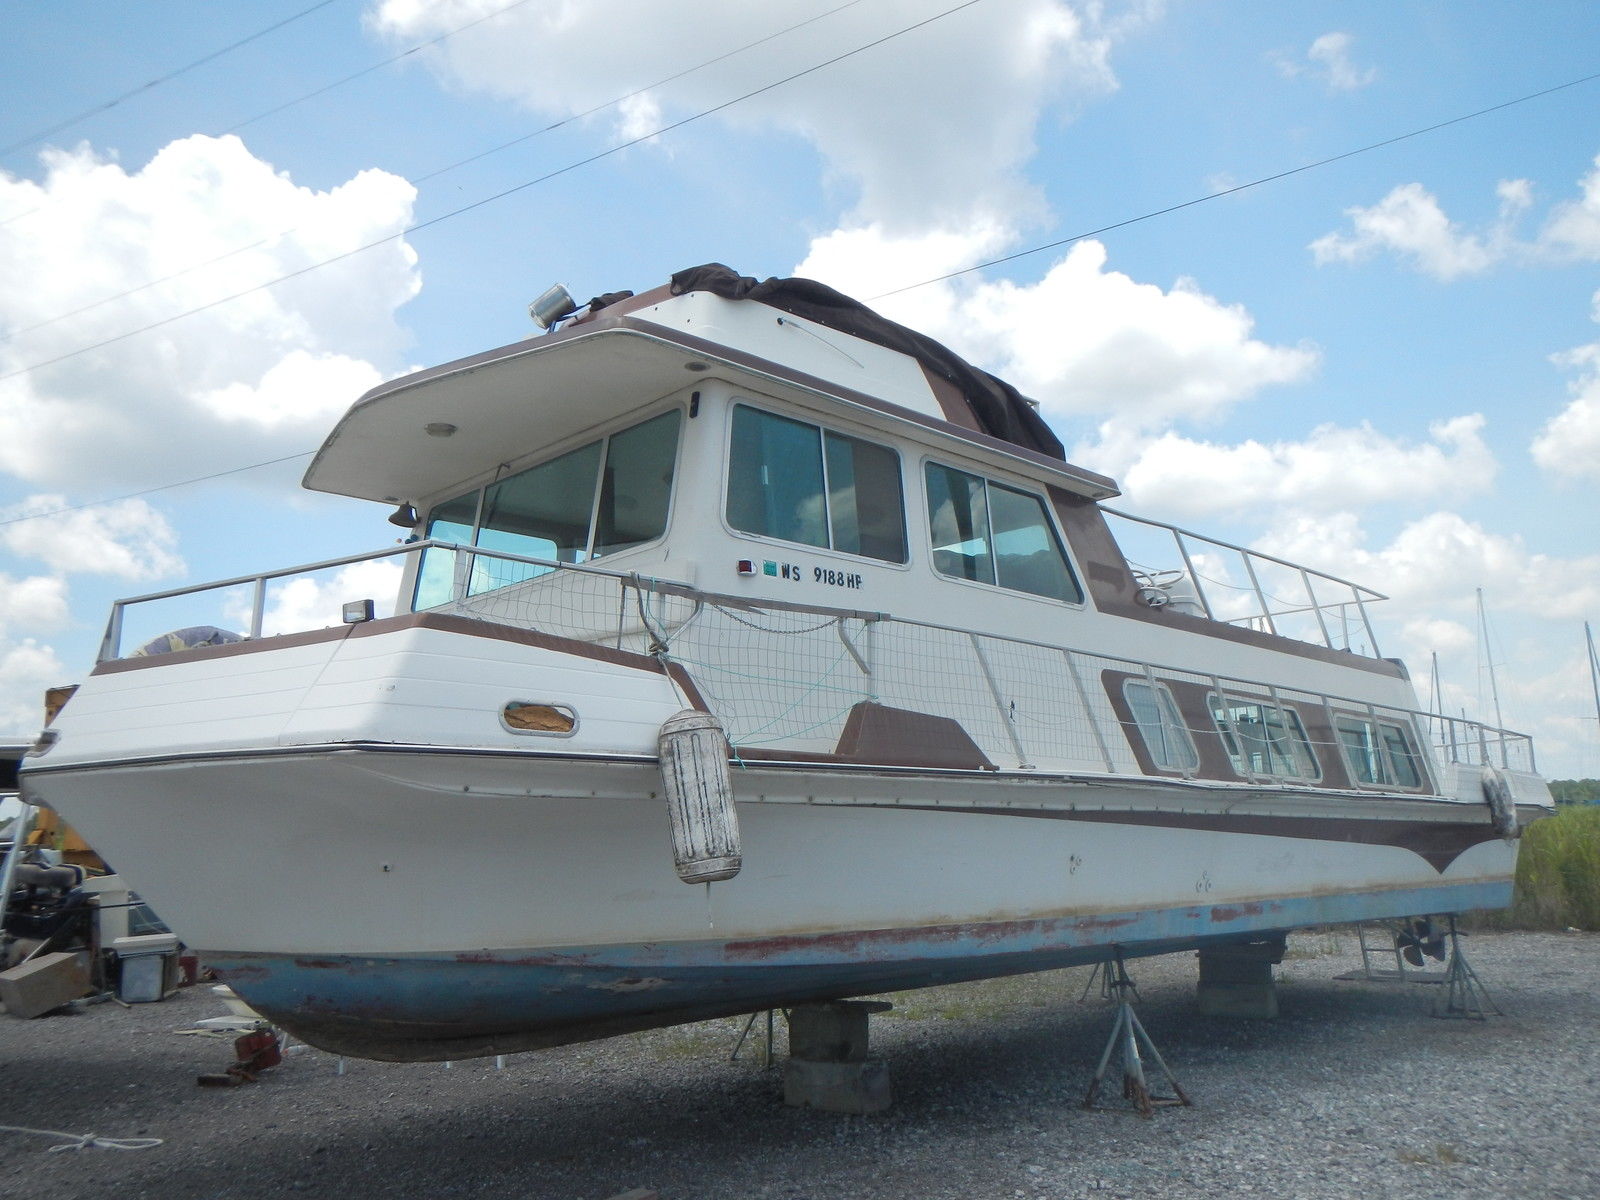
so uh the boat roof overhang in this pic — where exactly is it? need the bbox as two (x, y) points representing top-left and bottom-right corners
(303, 314), (1120, 505)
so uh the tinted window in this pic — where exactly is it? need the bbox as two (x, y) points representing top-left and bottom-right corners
(1338, 717), (1423, 788)
(925, 463), (1081, 602)
(414, 409), (681, 608)
(1124, 679), (1199, 771)
(1210, 695), (1319, 779)
(726, 405), (906, 562)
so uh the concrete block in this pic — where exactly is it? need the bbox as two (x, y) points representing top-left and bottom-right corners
(1197, 982), (1279, 1019)
(787, 1000), (893, 1063)
(783, 1058), (892, 1114)
(0, 951), (91, 1018)
(1197, 940), (1283, 1019)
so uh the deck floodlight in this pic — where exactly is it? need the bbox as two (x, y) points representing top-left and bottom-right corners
(342, 599), (376, 624)
(387, 503), (418, 528)
(529, 283), (578, 330)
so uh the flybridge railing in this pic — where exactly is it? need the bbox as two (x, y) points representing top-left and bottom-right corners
(1101, 508), (1387, 658)
(98, 540), (1534, 781)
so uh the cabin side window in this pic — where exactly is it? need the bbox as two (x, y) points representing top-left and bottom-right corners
(1122, 679), (1199, 772)
(725, 404), (907, 563)
(1336, 716), (1424, 788)
(1208, 694), (1319, 780)
(413, 409), (681, 608)
(924, 463), (1083, 603)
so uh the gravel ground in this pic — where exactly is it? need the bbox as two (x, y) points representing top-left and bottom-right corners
(1, 929), (1595, 1200)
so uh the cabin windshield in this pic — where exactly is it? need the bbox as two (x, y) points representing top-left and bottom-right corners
(414, 408), (681, 608)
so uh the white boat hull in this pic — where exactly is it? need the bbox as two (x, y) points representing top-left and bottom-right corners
(25, 739), (1517, 1060)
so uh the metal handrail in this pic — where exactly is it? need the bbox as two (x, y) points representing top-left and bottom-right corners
(96, 539), (1534, 778)
(1103, 507), (1386, 657)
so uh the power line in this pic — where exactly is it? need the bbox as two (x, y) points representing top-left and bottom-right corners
(6, 49), (1596, 526)
(217, 0), (544, 136)
(0, 0), (869, 347)
(0, 453), (314, 529)
(0, 0), (989, 386)
(413, 0), (868, 183)
(871, 68), (1600, 299)
(0, 1), (346, 160)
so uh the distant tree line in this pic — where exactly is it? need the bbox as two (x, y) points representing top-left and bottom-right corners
(1550, 779), (1600, 805)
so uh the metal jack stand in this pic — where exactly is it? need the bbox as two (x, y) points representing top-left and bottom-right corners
(1083, 951), (1191, 1118)
(730, 1008), (778, 1067)
(1432, 916), (1503, 1020)
(1078, 957), (1138, 1004)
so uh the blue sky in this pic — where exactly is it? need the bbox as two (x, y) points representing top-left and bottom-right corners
(1, 0), (1597, 776)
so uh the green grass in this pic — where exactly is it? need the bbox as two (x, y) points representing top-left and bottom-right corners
(1479, 805), (1600, 931)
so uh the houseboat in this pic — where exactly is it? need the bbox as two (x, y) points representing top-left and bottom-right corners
(19, 264), (1552, 1061)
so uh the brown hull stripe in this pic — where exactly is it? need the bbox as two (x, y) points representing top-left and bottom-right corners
(860, 804), (1502, 874)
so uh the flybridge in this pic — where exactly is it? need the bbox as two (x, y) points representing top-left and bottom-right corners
(303, 265), (1119, 510)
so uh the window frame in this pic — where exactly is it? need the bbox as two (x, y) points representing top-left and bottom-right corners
(1333, 712), (1429, 792)
(1206, 691), (1322, 782)
(720, 400), (911, 569)
(1121, 678), (1200, 775)
(411, 403), (686, 610)
(920, 455), (1085, 606)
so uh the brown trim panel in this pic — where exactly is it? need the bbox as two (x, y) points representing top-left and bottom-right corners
(92, 612), (710, 712)
(870, 803), (1498, 874)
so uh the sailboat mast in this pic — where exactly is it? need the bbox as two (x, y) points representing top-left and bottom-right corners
(1586, 620), (1600, 744)
(1478, 588), (1505, 731)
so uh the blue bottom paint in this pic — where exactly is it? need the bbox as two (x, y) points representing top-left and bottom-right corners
(207, 880), (1509, 1060)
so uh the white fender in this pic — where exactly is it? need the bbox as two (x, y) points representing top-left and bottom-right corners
(1481, 764), (1517, 839)
(658, 709), (741, 884)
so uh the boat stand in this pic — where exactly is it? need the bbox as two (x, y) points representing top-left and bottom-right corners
(1431, 916), (1504, 1020)
(729, 1008), (778, 1067)
(1083, 950), (1191, 1118)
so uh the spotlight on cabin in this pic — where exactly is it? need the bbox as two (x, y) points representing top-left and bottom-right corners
(529, 283), (578, 330)
(387, 503), (418, 528)
(342, 599), (376, 625)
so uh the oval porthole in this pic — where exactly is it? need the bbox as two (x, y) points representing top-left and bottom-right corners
(502, 702), (577, 735)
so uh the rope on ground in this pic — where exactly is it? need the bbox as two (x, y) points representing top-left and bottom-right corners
(0, 1123), (164, 1152)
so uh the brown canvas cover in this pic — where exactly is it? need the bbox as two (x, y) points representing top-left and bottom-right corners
(659, 263), (1065, 460)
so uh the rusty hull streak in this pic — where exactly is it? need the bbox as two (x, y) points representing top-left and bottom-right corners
(1209, 902), (1269, 923)
(722, 912), (1138, 963)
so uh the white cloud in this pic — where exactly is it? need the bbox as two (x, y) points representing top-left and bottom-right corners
(369, 0), (1139, 233)
(1539, 153), (1600, 260)
(0, 496), (183, 580)
(1257, 510), (1600, 622)
(1532, 302), (1600, 481)
(254, 560), (404, 636)
(0, 574), (68, 636)
(0, 639), (65, 734)
(0, 134), (418, 492)
(798, 236), (1317, 433)
(1274, 32), (1376, 91)
(1531, 379), (1600, 482)
(1309, 181), (1529, 280)
(1095, 413), (1496, 519)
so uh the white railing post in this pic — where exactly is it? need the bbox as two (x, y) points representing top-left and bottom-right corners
(249, 577), (267, 639)
(969, 633), (1031, 769)
(98, 603), (126, 663)
(1064, 649), (1116, 772)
